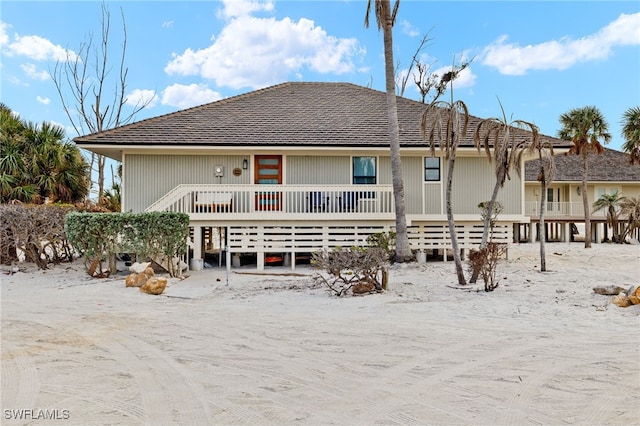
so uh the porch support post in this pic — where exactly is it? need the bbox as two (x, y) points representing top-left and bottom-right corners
(564, 222), (571, 244)
(193, 225), (203, 261)
(226, 245), (231, 284)
(595, 223), (603, 244)
(513, 224), (520, 244)
(530, 222), (538, 244)
(257, 226), (265, 270)
(443, 227), (448, 261)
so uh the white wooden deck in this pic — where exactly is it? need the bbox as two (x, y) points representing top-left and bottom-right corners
(146, 184), (396, 220)
(146, 184), (515, 270)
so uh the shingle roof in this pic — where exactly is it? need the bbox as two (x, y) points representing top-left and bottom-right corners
(525, 148), (640, 182)
(74, 81), (571, 149)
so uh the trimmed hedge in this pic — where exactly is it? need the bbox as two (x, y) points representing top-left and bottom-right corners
(65, 212), (190, 277)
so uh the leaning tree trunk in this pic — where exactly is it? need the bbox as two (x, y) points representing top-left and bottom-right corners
(608, 206), (620, 243)
(581, 151), (592, 248)
(382, 4), (411, 262)
(539, 176), (548, 271)
(479, 170), (505, 249)
(469, 169), (505, 283)
(446, 151), (466, 285)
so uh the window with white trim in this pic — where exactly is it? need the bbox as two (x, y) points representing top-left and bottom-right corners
(424, 157), (440, 181)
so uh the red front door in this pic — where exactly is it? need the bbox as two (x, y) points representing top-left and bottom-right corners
(254, 155), (282, 211)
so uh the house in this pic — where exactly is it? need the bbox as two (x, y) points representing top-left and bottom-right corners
(523, 148), (640, 243)
(75, 82), (571, 270)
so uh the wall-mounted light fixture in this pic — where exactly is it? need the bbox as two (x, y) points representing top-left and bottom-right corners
(576, 186), (581, 196)
(242, 159), (248, 170)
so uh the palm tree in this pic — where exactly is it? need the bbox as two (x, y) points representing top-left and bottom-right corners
(621, 106), (640, 165)
(421, 76), (470, 286)
(470, 100), (539, 282)
(52, 142), (91, 203)
(364, 0), (412, 262)
(0, 104), (90, 204)
(593, 190), (624, 243)
(0, 106), (38, 203)
(527, 139), (556, 271)
(558, 106), (611, 248)
(619, 197), (640, 242)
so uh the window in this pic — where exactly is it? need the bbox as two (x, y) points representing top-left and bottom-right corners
(424, 157), (440, 181)
(596, 187), (620, 199)
(353, 156), (376, 184)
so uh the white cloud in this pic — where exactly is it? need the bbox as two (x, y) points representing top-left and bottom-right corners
(0, 21), (9, 46)
(8, 75), (27, 86)
(166, 3), (364, 90)
(399, 20), (420, 37)
(20, 63), (49, 80)
(161, 83), (223, 109)
(5, 32), (77, 62)
(126, 89), (158, 108)
(482, 12), (640, 75)
(161, 20), (174, 29)
(217, 0), (274, 20)
(36, 95), (50, 105)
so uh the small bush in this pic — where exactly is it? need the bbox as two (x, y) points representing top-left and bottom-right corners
(367, 231), (396, 261)
(312, 247), (389, 297)
(467, 242), (508, 292)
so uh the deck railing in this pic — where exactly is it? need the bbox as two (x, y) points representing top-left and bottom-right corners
(525, 201), (608, 219)
(146, 184), (395, 218)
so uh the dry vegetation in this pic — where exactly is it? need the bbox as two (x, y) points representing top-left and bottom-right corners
(0, 204), (75, 268)
(311, 247), (390, 296)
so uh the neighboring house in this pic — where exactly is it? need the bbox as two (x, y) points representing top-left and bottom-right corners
(523, 148), (640, 243)
(75, 82), (570, 269)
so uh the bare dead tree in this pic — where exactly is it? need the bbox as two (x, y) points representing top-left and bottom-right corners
(396, 31), (433, 97)
(50, 1), (153, 202)
(411, 57), (472, 105)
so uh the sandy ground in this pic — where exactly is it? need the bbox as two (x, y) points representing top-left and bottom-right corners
(1, 242), (639, 426)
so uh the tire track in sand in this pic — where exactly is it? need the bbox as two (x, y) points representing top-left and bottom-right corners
(96, 331), (212, 425)
(1, 352), (40, 411)
(352, 335), (552, 425)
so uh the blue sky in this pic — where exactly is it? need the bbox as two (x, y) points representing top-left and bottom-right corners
(1, 0), (639, 153)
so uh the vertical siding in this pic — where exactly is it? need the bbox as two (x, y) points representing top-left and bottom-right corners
(524, 184), (540, 203)
(378, 156), (391, 185)
(288, 155), (423, 214)
(423, 184), (442, 214)
(451, 157), (522, 214)
(125, 153), (525, 216)
(621, 183), (640, 198)
(286, 156), (350, 184)
(124, 154), (250, 212)
(406, 157), (423, 214)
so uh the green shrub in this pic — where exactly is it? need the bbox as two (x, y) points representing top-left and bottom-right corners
(65, 212), (190, 277)
(367, 231), (396, 261)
